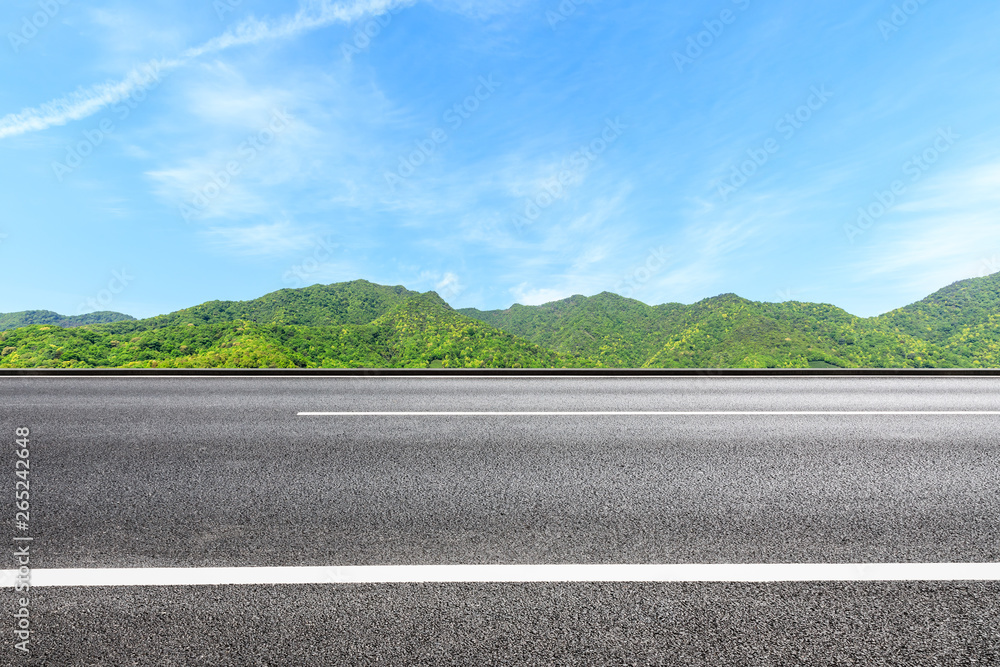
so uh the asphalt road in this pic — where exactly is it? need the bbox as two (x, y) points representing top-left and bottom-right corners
(2, 375), (999, 665)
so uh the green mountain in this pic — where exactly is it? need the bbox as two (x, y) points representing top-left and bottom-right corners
(459, 292), (687, 367)
(874, 273), (1000, 367)
(0, 282), (588, 369)
(1, 274), (999, 369)
(459, 282), (987, 369)
(0, 310), (134, 332)
(143, 279), (419, 328)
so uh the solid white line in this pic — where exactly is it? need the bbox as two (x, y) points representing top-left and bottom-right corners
(3, 563), (999, 587)
(297, 411), (1000, 416)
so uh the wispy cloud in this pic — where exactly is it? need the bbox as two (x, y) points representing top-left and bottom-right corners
(181, 0), (413, 59)
(847, 159), (1000, 299)
(645, 217), (762, 304)
(505, 189), (638, 305)
(0, 61), (172, 140)
(0, 0), (413, 140)
(144, 75), (311, 221)
(424, 0), (532, 20)
(200, 219), (318, 257)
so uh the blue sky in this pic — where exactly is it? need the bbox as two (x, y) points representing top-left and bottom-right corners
(2, 0), (999, 319)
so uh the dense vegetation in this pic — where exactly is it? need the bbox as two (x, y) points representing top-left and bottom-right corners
(140, 280), (420, 329)
(0, 310), (133, 332)
(2, 274), (999, 369)
(0, 282), (587, 369)
(460, 291), (972, 369)
(874, 275), (1000, 367)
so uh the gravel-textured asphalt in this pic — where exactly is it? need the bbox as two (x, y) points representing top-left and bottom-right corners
(2, 376), (999, 664)
(9, 582), (1000, 666)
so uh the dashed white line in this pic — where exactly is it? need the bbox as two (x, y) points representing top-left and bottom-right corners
(4, 563), (999, 587)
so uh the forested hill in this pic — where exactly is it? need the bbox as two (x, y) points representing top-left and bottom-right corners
(0, 282), (588, 369)
(0, 310), (134, 332)
(874, 273), (1000, 336)
(459, 292), (688, 368)
(459, 273), (1000, 369)
(460, 292), (970, 369)
(872, 272), (1000, 367)
(142, 280), (420, 328)
(2, 275), (1000, 368)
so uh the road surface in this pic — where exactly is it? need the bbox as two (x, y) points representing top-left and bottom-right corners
(2, 375), (998, 665)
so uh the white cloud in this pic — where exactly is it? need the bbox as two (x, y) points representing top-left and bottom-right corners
(147, 162), (272, 221)
(145, 87), (309, 221)
(87, 7), (188, 64)
(424, 0), (533, 20)
(509, 284), (573, 306)
(500, 188), (641, 305)
(180, 0), (414, 59)
(626, 198), (766, 306)
(436, 271), (463, 293)
(0, 0), (414, 140)
(846, 159), (1000, 300)
(0, 60), (172, 140)
(200, 220), (317, 257)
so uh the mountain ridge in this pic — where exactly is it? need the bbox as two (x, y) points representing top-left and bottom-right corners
(0, 283), (589, 369)
(0, 310), (134, 332)
(1, 273), (998, 368)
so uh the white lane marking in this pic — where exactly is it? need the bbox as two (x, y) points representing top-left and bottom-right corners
(297, 411), (1000, 416)
(3, 563), (999, 587)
